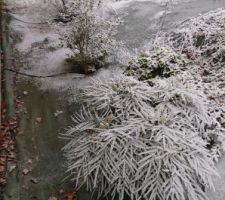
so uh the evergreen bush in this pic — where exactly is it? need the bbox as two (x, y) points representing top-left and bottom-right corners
(62, 75), (218, 200)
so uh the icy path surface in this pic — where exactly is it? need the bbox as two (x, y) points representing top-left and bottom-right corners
(207, 155), (225, 200)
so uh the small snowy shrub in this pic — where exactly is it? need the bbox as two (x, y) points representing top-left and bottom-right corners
(66, 15), (119, 74)
(62, 75), (218, 200)
(62, 0), (120, 74)
(54, 0), (103, 23)
(124, 47), (189, 85)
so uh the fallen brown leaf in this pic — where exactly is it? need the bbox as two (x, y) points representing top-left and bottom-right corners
(0, 164), (5, 173)
(54, 110), (63, 117)
(23, 91), (28, 96)
(22, 168), (29, 175)
(22, 185), (29, 190)
(30, 178), (38, 184)
(48, 196), (57, 200)
(59, 189), (64, 195)
(27, 159), (33, 164)
(8, 152), (16, 159)
(62, 189), (77, 200)
(36, 117), (42, 123)
(0, 177), (6, 185)
(208, 96), (216, 101)
(8, 163), (16, 173)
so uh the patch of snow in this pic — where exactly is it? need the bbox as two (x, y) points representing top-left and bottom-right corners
(44, 49), (72, 73)
(107, 0), (188, 10)
(39, 66), (124, 103)
(208, 155), (225, 200)
(17, 31), (48, 52)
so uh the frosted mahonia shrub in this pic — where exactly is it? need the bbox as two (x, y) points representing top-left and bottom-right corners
(62, 75), (218, 200)
(124, 46), (189, 85)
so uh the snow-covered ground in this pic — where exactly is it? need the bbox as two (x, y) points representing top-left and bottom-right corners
(9, 0), (225, 92)
(6, 1), (225, 198)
